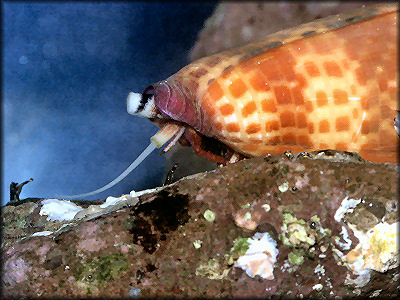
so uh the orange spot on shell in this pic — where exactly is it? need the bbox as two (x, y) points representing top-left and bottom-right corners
(381, 105), (394, 119)
(292, 86), (305, 105)
(304, 61), (320, 77)
(319, 120), (330, 133)
(201, 96), (216, 118)
(298, 135), (313, 148)
(297, 113), (307, 128)
(274, 86), (292, 105)
(308, 123), (315, 134)
(305, 101), (314, 112)
(261, 99), (277, 112)
(242, 101), (257, 118)
(266, 121), (279, 131)
(342, 59), (350, 70)
(336, 116), (350, 132)
(361, 97), (370, 110)
(355, 67), (366, 86)
(319, 143), (329, 149)
(215, 122), (223, 131)
(259, 59), (282, 81)
(208, 82), (223, 102)
(249, 138), (263, 144)
(335, 142), (348, 151)
(246, 123), (261, 134)
(316, 91), (328, 107)
(282, 133), (296, 145)
(280, 111), (295, 127)
(361, 120), (379, 134)
(220, 104), (235, 116)
(226, 123), (240, 132)
(333, 89), (348, 105)
(361, 140), (379, 150)
(380, 129), (397, 146)
(250, 70), (270, 91)
(324, 61), (343, 77)
(297, 74), (307, 88)
(229, 78), (247, 98)
(275, 49), (295, 68)
(292, 39), (311, 55)
(239, 59), (256, 73)
(313, 37), (336, 55)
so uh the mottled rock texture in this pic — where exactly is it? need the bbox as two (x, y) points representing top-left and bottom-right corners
(2, 153), (398, 297)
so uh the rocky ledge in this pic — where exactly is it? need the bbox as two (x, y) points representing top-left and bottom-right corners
(2, 151), (398, 297)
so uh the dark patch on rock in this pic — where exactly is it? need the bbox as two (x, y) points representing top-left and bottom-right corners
(361, 196), (387, 220)
(128, 188), (190, 253)
(44, 252), (63, 270)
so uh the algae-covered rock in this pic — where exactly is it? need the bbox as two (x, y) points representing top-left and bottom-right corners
(2, 153), (398, 297)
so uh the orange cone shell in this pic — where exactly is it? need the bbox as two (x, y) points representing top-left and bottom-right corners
(166, 4), (398, 163)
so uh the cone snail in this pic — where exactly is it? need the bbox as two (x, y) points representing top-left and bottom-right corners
(66, 4), (398, 198)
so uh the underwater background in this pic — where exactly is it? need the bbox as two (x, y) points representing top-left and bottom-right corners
(3, 2), (217, 204)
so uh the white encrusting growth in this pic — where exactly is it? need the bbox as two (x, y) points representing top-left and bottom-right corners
(234, 232), (279, 280)
(32, 230), (53, 237)
(39, 199), (84, 221)
(100, 190), (136, 208)
(334, 197), (362, 222)
(344, 222), (399, 274)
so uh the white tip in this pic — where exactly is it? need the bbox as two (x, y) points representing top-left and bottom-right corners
(127, 92), (142, 115)
(127, 92), (157, 118)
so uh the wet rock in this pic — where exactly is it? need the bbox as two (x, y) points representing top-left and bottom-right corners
(2, 153), (398, 297)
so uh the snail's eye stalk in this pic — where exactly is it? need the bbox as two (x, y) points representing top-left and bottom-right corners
(127, 91), (158, 118)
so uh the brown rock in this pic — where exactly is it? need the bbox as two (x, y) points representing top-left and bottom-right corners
(2, 152), (398, 297)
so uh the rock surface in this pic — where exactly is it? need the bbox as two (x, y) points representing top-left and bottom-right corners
(2, 152), (398, 297)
